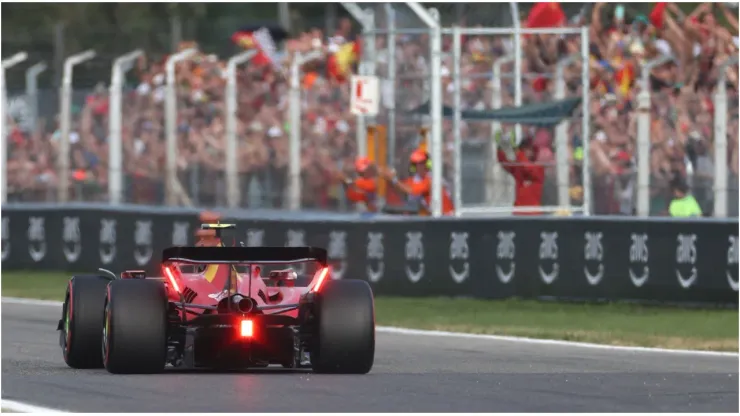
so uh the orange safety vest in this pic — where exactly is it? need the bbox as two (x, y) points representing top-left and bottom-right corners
(402, 174), (455, 216)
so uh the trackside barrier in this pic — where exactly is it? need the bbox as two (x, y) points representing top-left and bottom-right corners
(1, 204), (737, 306)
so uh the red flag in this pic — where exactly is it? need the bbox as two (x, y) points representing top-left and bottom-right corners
(231, 31), (270, 66)
(649, 3), (667, 29)
(526, 3), (566, 28)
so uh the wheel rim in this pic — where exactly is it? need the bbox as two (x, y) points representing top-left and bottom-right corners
(64, 298), (72, 354)
(65, 305), (71, 342)
(102, 303), (110, 365)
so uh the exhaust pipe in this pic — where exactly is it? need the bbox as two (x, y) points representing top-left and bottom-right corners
(231, 295), (255, 313)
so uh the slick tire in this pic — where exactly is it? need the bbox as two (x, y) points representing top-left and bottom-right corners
(60, 275), (111, 369)
(311, 280), (375, 374)
(103, 279), (167, 374)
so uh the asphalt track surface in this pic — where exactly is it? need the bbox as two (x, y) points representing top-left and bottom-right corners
(2, 301), (738, 412)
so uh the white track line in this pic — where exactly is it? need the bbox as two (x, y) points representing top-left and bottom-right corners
(2, 297), (62, 307)
(3, 297), (738, 358)
(377, 326), (739, 357)
(1, 399), (69, 413)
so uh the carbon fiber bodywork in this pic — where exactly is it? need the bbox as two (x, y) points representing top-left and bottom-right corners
(179, 314), (303, 369)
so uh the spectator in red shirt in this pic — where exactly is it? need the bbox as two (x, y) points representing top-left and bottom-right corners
(497, 136), (545, 215)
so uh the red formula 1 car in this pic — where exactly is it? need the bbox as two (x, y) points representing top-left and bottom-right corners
(57, 224), (375, 374)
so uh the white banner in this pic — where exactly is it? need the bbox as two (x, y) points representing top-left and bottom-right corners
(350, 75), (380, 116)
(252, 27), (282, 72)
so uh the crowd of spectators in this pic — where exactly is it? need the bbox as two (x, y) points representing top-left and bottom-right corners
(5, 3), (739, 216)
(583, 2), (739, 216)
(436, 2), (739, 215)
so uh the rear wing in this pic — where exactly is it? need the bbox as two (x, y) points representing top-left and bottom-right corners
(161, 246), (328, 267)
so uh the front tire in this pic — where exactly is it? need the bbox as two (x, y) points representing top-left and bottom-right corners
(310, 280), (375, 374)
(60, 275), (110, 369)
(102, 279), (168, 374)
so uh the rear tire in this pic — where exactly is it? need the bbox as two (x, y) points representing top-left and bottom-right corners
(310, 280), (375, 374)
(103, 279), (168, 374)
(60, 275), (110, 369)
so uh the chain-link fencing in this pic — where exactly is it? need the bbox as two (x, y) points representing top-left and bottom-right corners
(445, 27), (589, 216)
(3, 3), (738, 217)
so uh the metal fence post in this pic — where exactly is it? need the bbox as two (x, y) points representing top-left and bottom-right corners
(407, 2), (443, 217)
(224, 50), (257, 209)
(341, 2), (371, 158)
(355, 10), (377, 159)
(713, 55), (739, 218)
(288, 50), (323, 211)
(635, 89), (651, 217)
(288, 57), (301, 211)
(24, 62), (46, 132)
(429, 7), (443, 217)
(363, 9), (377, 90)
(384, 4), (397, 168)
(636, 54), (676, 217)
(579, 26), (591, 216)
(555, 55), (579, 211)
(1, 52), (28, 204)
(59, 50), (95, 203)
(488, 55), (515, 205)
(289, 56), (302, 211)
(510, 2), (523, 144)
(452, 26), (462, 217)
(109, 49), (143, 205)
(165, 48), (197, 206)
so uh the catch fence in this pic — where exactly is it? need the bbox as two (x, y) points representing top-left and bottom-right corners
(2, 2), (738, 218)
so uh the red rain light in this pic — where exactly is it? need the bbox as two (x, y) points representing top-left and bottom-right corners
(163, 265), (181, 293)
(310, 267), (330, 293)
(240, 319), (253, 337)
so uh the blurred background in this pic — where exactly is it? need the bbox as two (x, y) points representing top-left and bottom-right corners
(2, 2), (738, 216)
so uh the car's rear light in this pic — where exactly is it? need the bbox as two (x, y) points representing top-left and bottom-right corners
(240, 319), (253, 337)
(162, 265), (181, 293)
(310, 267), (330, 293)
